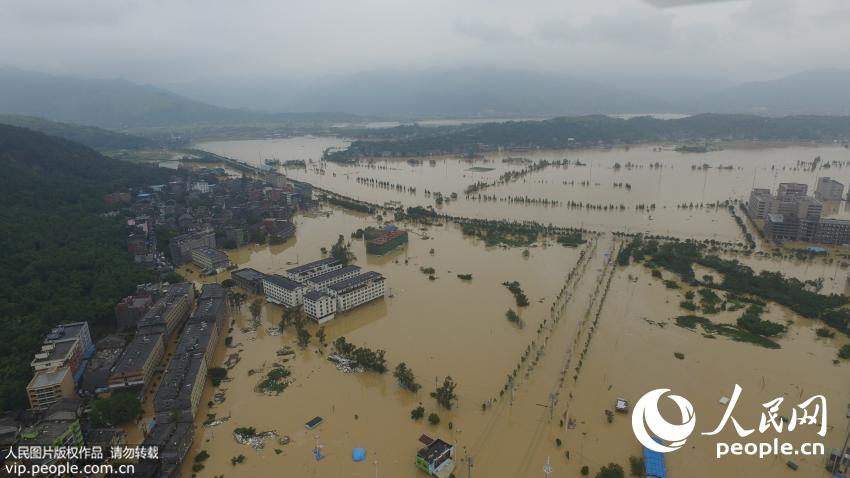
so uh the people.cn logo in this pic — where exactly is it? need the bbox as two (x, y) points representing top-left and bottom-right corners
(632, 388), (697, 453)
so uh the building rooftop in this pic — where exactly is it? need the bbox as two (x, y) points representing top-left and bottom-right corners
(304, 290), (331, 301)
(264, 274), (304, 291)
(417, 437), (453, 464)
(154, 347), (206, 414)
(193, 247), (230, 262)
(232, 267), (266, 282)
(286, 257), (340, 275)
(191, 297), (226, 324)
(112, 333), (162, 375)
(27, 367), (70, 389)
(31, 338), (79, 366)
(368, 229), (408, 246)
(328, 271), (384, 294)
(198, 283), (224, 300)
(44, 322), (89, 344)
(307, 265), (361, 286)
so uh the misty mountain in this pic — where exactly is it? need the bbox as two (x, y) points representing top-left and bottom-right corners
(0, 68), (358, 129)
(695, 69), (850, 115)
(242, 68), (675, 117)
(0, 114), (155, 150)
(167, 68), (850, 117)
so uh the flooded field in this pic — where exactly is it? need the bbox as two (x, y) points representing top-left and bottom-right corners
(197, 139), (850, 240)
(166, 204), (850, 478)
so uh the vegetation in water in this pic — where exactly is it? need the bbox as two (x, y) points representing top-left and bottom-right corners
(502, 281), (530, 307)
(90, 393), (142, 426)
(674, 315), (780, 349)
(333, 336), (387, 373)
(393, 362), (421, 392)
(431, 376), (458, 410)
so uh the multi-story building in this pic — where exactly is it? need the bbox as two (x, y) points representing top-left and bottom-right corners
(115, 294), (153, 331)
(44, 322), (94, 360)
(31, 338), (82, 377)
(169, 229), (216, 264)
(813, 218), (850, 245)
(303, 290), (338, 323)
(154, 342), (208, 424)
(777, 182), (808, 201)
(284, 258), (342, 283)
(328, 271), (385, 312)
(191, 247), (232, 274)
(231, 268), (266, 294)
(26, 367), (75, 411)
(137, 282), (193, 340)
(747, 188), (772, 219)
(109, 332), (164, 393)
(305, 265), (361, 292)
(190, 294), (226, 333)
(815, 177), (845, 201)
(20, 400), (84, 451)
(366, 229), (409, 255)
(263, 274), (308, 307)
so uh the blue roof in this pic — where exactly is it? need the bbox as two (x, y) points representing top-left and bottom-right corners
(643, 446), (667, 478)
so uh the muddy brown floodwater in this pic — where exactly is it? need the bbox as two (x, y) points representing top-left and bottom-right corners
(164, 139), (850, 478)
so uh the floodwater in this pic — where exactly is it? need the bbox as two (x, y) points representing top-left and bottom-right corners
(167, 206), (850, 478)
(197, 139), (850, 241)
(172, 137), (850, 477)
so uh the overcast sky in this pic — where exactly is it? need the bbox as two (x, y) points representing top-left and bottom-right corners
(2, 0), (849, 84)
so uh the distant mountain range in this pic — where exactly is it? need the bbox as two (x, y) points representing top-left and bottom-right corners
(0, 68), (358, 129)
(0, 114), (155, 150)
(1, 67), (850, 130)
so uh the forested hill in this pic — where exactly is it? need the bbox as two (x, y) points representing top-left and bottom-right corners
(0, 125), (172, 409)
(327, 114), (850, 161)
(0, 114), (156, 150)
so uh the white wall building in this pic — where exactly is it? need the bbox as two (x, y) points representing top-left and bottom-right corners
(306, 265), (361, 292)
(328, 271), (385, 312)
(284, 258), (342, 283)
(263, 274), (307, 307)
(304, 290), (337, 323)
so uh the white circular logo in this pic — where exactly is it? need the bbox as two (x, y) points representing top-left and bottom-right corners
(632, 388), (696, 453)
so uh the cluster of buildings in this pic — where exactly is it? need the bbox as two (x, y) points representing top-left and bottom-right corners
(230, 257), (386, 324)
(7, 323), (127, 467)
(121, 167), (311, 275)
(142, 283), (226, 477)
(746, 179), (850, 245)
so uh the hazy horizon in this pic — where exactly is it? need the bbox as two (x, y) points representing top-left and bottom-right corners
(2, 0), (849, 86)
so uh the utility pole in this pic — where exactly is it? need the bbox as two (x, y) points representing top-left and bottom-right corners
(832, 415), (850, 475)
(543, 456), (553, 478)
(465, 447), (474, 478)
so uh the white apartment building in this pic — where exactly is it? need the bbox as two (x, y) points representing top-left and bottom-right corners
(328, 271), (385, 312)
(305, 265), (361, 292)
(263, 274), (308, 307)
(284, 258), (342, 283)
(303, 290), (337, 323)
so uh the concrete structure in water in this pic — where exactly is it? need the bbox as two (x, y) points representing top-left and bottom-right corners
(303, 290), (337, 323)
(746, 183), (850, 244)
(284, 257), (342, 283)
(231, 267), (266, 294)
(328, 271), (385, 312)
(815, 177), (845, 201)
(366, 228), (409, 255)
(415, 435), (455, 477)
(263, 274), (308, 307)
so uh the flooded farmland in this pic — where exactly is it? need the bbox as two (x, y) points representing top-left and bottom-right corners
(198, 139), (850, 240)
(174, 138), (850, 478)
